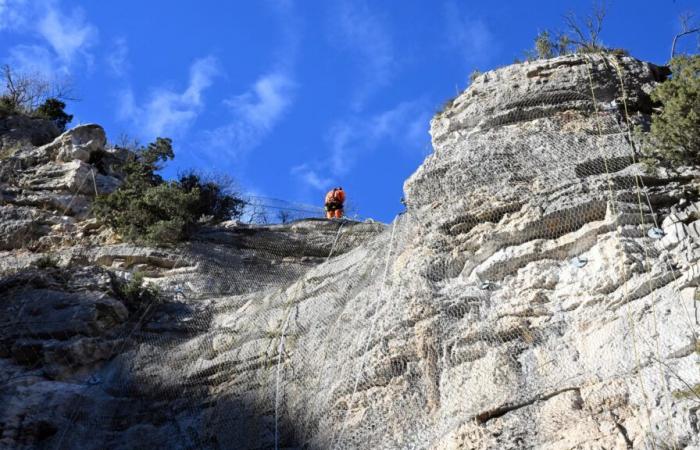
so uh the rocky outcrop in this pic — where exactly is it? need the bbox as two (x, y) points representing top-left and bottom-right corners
(1, 54), (699, 449)
(0, 124), (128, 253)
(0, 116), (60, 155)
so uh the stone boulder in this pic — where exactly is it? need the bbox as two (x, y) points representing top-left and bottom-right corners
(40, 124), (107, 164)
(18, 160), (120, 196)
(0, 116), (60, 154)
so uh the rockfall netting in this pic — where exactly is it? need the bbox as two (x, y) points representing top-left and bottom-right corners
(1, 54), (700, 449)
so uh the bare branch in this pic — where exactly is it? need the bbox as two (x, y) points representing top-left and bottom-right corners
(562, 1), (608, 53)
(671, 12), (700, 58)
(1, 65), (77, 112)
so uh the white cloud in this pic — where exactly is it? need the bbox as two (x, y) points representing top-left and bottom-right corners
(327, 101), (430, 176)
(444, 1), (496, 65)
(330, 0), (394, 110)
(291, 164), (333, 191)
(205, 72), (296, 156)
(0, 0), (30, 31)
(294, 101), (430, 192)
(105, 37), (129, 77)
(119, 56), (220, 139)
(37, 5), (97, 65)
(1, 0), (97, 77)
(199, 0), (300, 160)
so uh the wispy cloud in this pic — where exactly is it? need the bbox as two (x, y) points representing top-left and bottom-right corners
(1, 0), (97, 76)
(201, 0), (300, 159)
(0, 0), (31, 31)
(329, 0), (395, 111)
(37, 5), (97, 65)
(6, 44), (55, 75)
(328, 101), (431, 176)
(105, 37), (129, 77)
(118, 56), (220, 139)
(294, 101), (430, 191)
(205, 72), (296, 156)
(444, 1), (496, 65)
(291, 163), (333, 190)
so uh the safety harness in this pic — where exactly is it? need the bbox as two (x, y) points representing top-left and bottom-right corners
(325, 189), (344, 211)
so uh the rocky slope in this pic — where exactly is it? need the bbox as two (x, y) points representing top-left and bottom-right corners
(1, 53), (700, 450)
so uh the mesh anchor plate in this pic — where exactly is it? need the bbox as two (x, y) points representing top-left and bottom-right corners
(480, 280), (495, 290)
(571, 256), (588, 268)
(647, 227), (665, 239)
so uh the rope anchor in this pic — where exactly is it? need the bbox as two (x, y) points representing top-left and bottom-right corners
(570, 256), (588, 268)
(480, 280), (495, 291)
(647, 227), (665, 239)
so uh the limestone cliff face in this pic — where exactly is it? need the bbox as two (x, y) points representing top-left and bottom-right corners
(2, 54), (700, 450)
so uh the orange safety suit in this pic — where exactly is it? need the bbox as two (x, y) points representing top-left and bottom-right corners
(324, 187), (346, 219)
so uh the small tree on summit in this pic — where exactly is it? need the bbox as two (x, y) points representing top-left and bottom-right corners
(34, 98), (73, 132)
(0, 65), (74, 131)
(535, 30), (556, 59)
(562, 1), (607, 53)
(522, 2), (613, 60)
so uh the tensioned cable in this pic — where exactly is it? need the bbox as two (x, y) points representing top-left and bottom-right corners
(584, 53), (658, 450)
(609, 54), (683, 449)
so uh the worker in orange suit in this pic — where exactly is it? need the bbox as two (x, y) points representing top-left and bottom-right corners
(324, 187), (346, 219)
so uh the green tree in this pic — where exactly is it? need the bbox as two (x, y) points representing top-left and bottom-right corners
(178, 172), (245, 222)
(34, 98), (73, 132)
(93, 138), (244, 244)
(648, 55), (700, 166)
(0, 96), (17, 117)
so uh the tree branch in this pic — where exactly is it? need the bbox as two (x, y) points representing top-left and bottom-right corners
(671, 28), (700, 59)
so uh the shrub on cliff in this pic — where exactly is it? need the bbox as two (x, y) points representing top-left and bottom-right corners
(33, 98), (73, 132)
(645, 55), (700, 167)
(522, 3), (625, 61)
(524, 30), (572, 60)
(0, 65), (73, 131)
(113, 272), (161, 311)
(0, 95), (18, 117)
(178, 171), (245, 222)
(93, 138), (244, 244)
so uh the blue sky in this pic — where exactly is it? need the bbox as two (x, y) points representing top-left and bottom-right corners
(1, 0), (698, 222)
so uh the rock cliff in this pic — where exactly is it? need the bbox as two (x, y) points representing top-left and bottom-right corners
(1, 54), (699, 450)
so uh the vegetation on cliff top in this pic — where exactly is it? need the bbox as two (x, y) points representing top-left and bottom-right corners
(93, 137), (245, 244)
(0, 65), (73, 132)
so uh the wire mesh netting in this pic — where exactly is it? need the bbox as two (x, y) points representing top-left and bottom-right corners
(1, 53), (699, 449)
